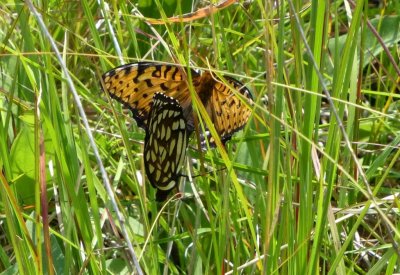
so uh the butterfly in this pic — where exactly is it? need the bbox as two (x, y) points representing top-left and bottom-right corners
(102, 62), (253, 145)
(143, 93), (188, 200)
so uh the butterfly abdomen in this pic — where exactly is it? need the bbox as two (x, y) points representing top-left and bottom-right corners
(195, 72), (215, 105)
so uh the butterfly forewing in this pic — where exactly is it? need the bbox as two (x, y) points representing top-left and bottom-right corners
(209, 76), (253, 143)
(102, 62), (199, 128)
(144, 93), (188, 191)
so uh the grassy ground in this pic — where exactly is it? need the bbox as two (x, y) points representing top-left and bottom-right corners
(0, 0), (399, 274)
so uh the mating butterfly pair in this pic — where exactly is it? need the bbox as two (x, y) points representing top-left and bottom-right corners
(102, 62), (253, 199)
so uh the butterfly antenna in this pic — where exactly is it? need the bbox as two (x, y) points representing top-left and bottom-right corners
(179, 167), (226, 179)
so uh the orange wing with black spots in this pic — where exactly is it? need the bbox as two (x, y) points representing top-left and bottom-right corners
(102, 62), (198, 128)
(206, 75), (253, 144)
(102, 62), (253, 144)
(144, 93), (188, 194)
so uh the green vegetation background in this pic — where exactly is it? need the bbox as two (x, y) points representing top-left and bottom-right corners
(0, 0), (399, 274)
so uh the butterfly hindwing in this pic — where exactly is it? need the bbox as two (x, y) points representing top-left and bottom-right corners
(144, 93), (188, 192)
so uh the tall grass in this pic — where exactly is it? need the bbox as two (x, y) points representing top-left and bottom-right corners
(0, 0), (399, 274)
